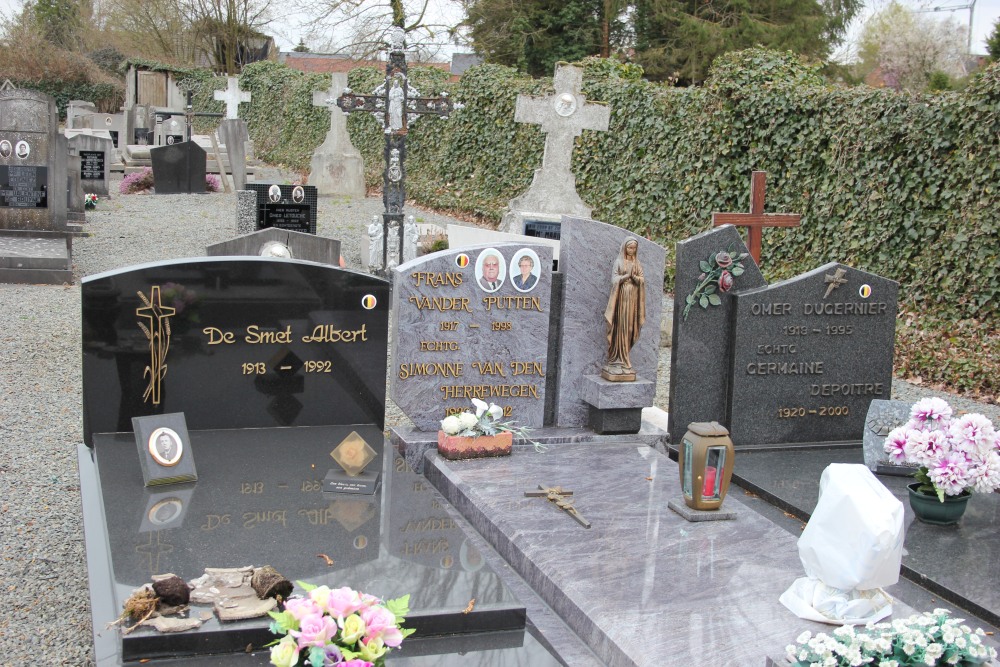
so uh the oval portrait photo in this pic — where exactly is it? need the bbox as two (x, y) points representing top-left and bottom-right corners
(0, 140), (11, 158)
(510, 249), (541, 293)
(15, 141), (29, 159)
(292, 185), (305, 203)
(148, 427), (183, 467)
(476, 249), (506, 293)
(147, 498), (183, 525)
(268, 184), (281, 203)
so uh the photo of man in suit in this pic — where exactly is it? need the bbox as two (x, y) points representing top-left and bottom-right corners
(478, 252), (504, 292)
(148, 428), (183, 467)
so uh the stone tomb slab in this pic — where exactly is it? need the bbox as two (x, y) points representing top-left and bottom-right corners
(0, 232), (72, 283)
(246, 183), (318, 235)
(668, 225), (766, 442)
(81, 258), (389, 445)
(150, 141), (207, 194)
(206, 228), (341, 266)
(422, 441), (925, 666)
(390, 244), (553, 431)
(555, 216), (665, 428)
(727, 263), (898, 447)
(733, 446), (1000, 629)
(78, 427), (544, 665)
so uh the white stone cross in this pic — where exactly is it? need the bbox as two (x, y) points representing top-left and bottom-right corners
(214, 77), (251, 120)
(312, 73), (350, 132)
(501, 64), (610, 231)
(514, 64), (610, 177)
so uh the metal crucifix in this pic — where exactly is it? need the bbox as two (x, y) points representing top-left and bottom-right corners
(336, 26), (459, 275)
(524, 485), (591, 528)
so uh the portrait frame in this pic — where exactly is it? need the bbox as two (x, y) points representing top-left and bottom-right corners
(509, 248), (541, 293)
(14, 140), (29, 159)
(138, 487), (195, 533)
(475, 248), (506, 293)
(268, 184), (281, 203)
(132, 412), (197, 487)
(0, 140), (10, 158)
(292, 185), (305, 203)
(148, 427), (183, 467)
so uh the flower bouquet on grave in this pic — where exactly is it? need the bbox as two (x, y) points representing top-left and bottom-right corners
(785, 608), (998, 667)
(266, 582), (414, 667)
(682, 247), (749, 320)
(437, 398), (534, 460)
(84, 193), (98, 209)
(882, 398), (999, 524)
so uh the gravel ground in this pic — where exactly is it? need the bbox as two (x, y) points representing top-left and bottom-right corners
(0, 171), (996, 665)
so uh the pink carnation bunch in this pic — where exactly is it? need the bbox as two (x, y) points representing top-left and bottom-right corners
(885, 398), (1000, 500)
(267, 583), (414, 667)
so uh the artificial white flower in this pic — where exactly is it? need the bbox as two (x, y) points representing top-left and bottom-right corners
(458, 412), (479, 431)
(440, 415), (462, 435)
(487, 403), (503, 420)
(471, 397), (489, 418)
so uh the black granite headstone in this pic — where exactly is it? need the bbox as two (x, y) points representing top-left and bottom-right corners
(524, 219), (561, 240)
(0, 165), (48, 208)
(247, 183), (318, 235)
(150, 141), (207, 194)
(668, 225), (766, 442)
(80, 150), (104, 180)
(727, 262), (898, 446)
(81, 257), (390, 444)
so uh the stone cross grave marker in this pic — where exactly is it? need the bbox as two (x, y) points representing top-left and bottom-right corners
(390, 243), (553, 431)
(712, 171), (802, 265)
(337, 27), (458, 274)
(310, 73), (365, 198)
(213, 77), (251, 120)
(500, 65), (610, 235)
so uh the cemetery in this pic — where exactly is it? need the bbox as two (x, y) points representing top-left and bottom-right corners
(0, 20), (999, 667)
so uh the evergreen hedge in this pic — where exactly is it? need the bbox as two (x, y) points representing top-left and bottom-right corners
(120, 51), (1000, 395)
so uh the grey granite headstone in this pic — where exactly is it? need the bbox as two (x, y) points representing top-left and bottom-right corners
(862, 399), (918, 475)
(499, 65), (610, 235)
(554, 216), (664, 428)
(235, 189), (256, 234)
(206, 227), (341, 266)
(78, 112), (125, 148)
(309, 73), (366, 198)
(66, 100), (98, 129)
(69, 133), (112, 197)
(66, 139), (85, 224)
(390, 243), (553, 431)
(0, 89), (67, 231)
(728, 263), (898, 446)
(668, 225), (766, 443)
(150, 141), (207, 194)
(217, 118), (249, 190)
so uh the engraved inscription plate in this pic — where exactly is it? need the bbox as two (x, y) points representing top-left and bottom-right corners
(0, 165), (48, 208)
(80, 150), (105, 181)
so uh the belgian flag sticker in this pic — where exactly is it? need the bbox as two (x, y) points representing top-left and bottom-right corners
(858, 284), (871, 299)
(455, 254), (470, 268)
(362, 294), (377, 310)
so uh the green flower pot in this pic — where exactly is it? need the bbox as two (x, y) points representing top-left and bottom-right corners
(907, 482), (971, 525)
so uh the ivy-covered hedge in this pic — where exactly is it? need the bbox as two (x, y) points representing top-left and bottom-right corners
(170, 51), (998, 395)
(6, 80), (124, 118)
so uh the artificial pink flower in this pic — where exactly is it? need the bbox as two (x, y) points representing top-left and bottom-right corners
(326, 587), (365, 620)
(949, 414), (998, 454)
(718, 270), (734, 293)
(909, 397), (952, 429)
(883, 427), (909, 465)
(285, 597), (323, 622)
(361, 605), (403, 647)
(929, 452), (970, 496)
(291, 612), (339, 648)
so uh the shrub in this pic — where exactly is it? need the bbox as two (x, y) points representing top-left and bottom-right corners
(205, 174), (221, 192)
(119, 168), (154, 194)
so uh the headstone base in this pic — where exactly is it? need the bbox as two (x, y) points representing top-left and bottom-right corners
(588, 406), (642, 435)
(235, 190), (255, 235)
(0, 232), (73, 284)
(667, 498), (738, 522)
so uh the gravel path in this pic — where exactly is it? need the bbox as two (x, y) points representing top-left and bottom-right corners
(0, 172), (995, 665)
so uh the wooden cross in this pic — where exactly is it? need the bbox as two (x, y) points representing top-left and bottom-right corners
(524, 485), (591, 528)
(712, 171), (802, 265)
(214, 77), (251, 120)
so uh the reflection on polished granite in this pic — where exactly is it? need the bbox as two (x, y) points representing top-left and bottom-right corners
(422, 442), (927, 667)
(733, 446), (1000, 629)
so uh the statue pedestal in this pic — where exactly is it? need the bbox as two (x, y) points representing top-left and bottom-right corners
(579, 375), (655, 435)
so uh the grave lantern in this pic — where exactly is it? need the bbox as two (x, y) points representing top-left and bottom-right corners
(678, 421), (734, 511)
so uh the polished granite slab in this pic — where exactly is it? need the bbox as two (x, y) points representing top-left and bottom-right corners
(422, 442), (928, 667)
(733, 446), (1000, 628)
(78, 426), (566, 666)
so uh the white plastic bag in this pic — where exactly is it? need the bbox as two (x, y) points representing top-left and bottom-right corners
(780, 463), (904, 624)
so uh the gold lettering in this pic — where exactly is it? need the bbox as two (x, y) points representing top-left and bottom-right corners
(410, 272), (464, 288)
(302, 324), (368, 343)
(245, 325), (292, 344)
(439, 384), (540, 400)
(510, 361), (544, 376)
(471, 361), (507, 377)
(482, 296), (544, 312)
(203, 327), (235, 345)
(407, 296), (473, 312)
(398, 362), (464, 380)
(201, 514), (231, 531)
(420, 341), (460, 351)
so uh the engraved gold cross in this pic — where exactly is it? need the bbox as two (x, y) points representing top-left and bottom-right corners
(136, 286), (175, 404)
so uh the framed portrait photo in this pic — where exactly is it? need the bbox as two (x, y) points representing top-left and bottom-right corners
(132, 412), (197, 487)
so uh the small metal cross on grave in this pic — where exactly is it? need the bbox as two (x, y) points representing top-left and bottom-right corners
(335, 27), (459, 274)
(136, 286), (175, 405)
(524, 485), (591, 528)
(214, 77), (251, 120)
(823, 267), (848, 298)
(712, 171), (802, 266)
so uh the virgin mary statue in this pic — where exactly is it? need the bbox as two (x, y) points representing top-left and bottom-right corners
(602, 237), (645, 381)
